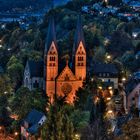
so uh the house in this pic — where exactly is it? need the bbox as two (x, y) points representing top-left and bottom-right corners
(93, 63), (119, 89)
(21, 109), (46, 140)
(129, 1), (140, 11)
(24, 15), (86, 104)
(23, 60), (43, 90)
(125, 77), (140, 114)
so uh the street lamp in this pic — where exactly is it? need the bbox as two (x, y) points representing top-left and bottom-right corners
(106, 55), (111, 60)
(108, 110), (113, 114)
(4, 91), (8, 94)
(108, 86), (112, 90)
(98, 86), (103, 90)
(14, 132), (18, 136)
(75, 134), (80, 140)
(107, 97), (111, 101)
(122, 77), (126, 82)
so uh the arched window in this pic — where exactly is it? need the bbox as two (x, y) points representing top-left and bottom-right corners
(50, 56), (55, 61)
(65, 74), (70, 81)
(33, 80), (39, 88)
(25, 78), (28, 87)
(78, 56), (84, 61)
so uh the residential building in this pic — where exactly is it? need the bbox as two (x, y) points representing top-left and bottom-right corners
(21, 109), (46, 140)
(93, 63), (119, 89)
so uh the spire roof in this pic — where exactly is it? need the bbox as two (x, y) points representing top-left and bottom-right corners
(73, 15), (85, 54)
(45, 17), (57, 54)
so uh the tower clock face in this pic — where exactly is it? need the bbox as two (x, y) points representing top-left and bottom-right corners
(61, 83), (72, 95)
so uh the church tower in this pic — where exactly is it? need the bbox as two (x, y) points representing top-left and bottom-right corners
(73, 15), (86, 81)
(45, 17), (58, 101)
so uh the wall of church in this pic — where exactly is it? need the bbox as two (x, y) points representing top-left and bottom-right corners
(56, 80), (83, 104)
(46, 81), (56, 102)
(31, 77), (43, 89)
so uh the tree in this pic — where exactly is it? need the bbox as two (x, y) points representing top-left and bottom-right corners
(108, 0), (122, 6)
(0, 74), (12, 95)
(70, 109), (90, 131)
(0, 94), (10, 126)
(9, 87), (47, 120)
(108, 31), (133, 57)
(121, 52), (137, 72)
(7, 56), (24, 90)
(115, 118), (140, 140)
(41, 105), (74, 140)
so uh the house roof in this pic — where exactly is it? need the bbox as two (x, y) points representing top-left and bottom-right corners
(45, 17), (57, 54)
(114, 114), (132, 136)
(24, 109), (45, 134)
(28, 60), (43, 77)
(93, 63), (118, 74)
(125, 78), (140, 96)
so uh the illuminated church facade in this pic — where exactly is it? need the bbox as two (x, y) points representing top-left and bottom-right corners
(24, 16), (86, 104)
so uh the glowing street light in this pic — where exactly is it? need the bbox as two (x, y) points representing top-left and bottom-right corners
(8, 48), (11, 51)
(75, 134), (80, 140)
(109, 90), (113, 96)
(108, 86), (112, 90)
(122, 77), (126, 82)
(0, 44), (2, 48)
(108, 110), (113, 114)
(4, 91), (8, 94)
(106, 97), (111, 101)
(98, 86), (103, 90)
(106, 55), (111, 60)
(14, 132), (18, 136)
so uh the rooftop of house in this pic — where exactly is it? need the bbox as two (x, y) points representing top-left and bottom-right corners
(27, 60), (43, 78)
(22, 109), (45, 134)
(125, 77), (140, 96)
(114, 114), (132, 136)
(93, 63), (118, 74)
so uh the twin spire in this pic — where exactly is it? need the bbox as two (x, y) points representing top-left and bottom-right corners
(45, 17), (57, 54)
(45, 15), (85, 54)
(73, 15), (85, 54)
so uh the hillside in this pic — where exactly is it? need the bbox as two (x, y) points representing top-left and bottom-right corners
(0, 0), (69, 12)
(0, 0), (47, 11)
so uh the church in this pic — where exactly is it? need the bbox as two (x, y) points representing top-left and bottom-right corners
(23, 15), (86, 104)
